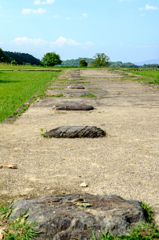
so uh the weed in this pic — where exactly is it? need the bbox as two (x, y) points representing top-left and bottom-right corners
(40, 128), (50, 138)
(81, 92), (97, 98)
(80, 222), (159, 240)
(0, 203), (38, 240)
(54, 94), (63, 97)
(141, 202), (154, 223)
(57, 111), (67, 114)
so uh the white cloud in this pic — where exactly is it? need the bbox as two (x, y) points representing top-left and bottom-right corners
(50, 37), (81, 47)
(81, 13), (88, 19)
(139, 4), (158, 11)
(11, 36), (95, 49)
(84, 41), (94, 46)
(0, 5), (2, 8)
(33, 8), (46, 14)
(54, 15), (61, 18)
(11, 37), (48, 45)
(34, 0), (40, 4)
(22, 8), (46, 14)
(22, 9), (32, 14)
(42, 0), (54, 4)
(66, 17), (71, 20)
(34, 0), (54, 4)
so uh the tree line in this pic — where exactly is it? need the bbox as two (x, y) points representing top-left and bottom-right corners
(0, 48), (41, 65)
(0, 48), (158, 68)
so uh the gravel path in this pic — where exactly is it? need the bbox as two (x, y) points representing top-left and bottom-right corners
(0, 69), (159, 222)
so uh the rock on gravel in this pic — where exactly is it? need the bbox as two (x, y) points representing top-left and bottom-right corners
(9, 194), (146, 239)
(55, 104), (94, 111)
(44, 126), (106, 138)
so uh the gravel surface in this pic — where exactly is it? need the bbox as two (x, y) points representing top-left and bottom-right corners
(0, 69), (159, 223)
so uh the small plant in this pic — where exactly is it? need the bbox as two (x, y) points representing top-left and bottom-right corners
(38, 90), (46, 99)
(40, 128), (49, 138)
(54, 94), (63, 97)
(141, 201), (154, 223)
(82, 222), (159, 240)
(81, 92), (97, 98)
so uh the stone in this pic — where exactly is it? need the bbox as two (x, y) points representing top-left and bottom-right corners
(68, 85), (85, 89)
(9, 194), (146, 239)
(153, 85), (159, 89)
(55, 104), (94, 111)
(44, 126), (106, 138)
(80, 182), (88, 187)
(140, 81), (154, 84)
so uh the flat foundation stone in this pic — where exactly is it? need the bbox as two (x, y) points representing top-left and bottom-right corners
(9, 194), (146, 239)
(153, 85), (159, 89)
(44, 126), (105, 138)
(68, 85), (85, 89)
(55, 104), (94, 111)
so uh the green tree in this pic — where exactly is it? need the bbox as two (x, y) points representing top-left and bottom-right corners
(11, 60), (17, 65)
(41, 52), (62, 66)
(0, 48), (9, 63)
(79, 59), (88, 67)
(91, 53), (110, 67)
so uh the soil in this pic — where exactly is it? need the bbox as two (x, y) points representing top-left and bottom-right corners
(0, 69), (159, 222)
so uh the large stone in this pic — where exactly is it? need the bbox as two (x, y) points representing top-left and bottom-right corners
(9, 194), (146, 239)
(153, 85), (159, 89)
(55, 104), (93, 111)
(44, 126), (105, 138)
(68, 85), (85, 89)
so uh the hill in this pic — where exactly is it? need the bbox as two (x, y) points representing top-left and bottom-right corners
(134, 59), (159, 66)
(4, 51), (41, 65)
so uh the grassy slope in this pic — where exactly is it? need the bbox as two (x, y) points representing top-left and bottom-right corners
(0, 71), (59, 122)
(128, 70), (159, 84)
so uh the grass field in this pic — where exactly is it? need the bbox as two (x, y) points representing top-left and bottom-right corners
(0, 70), (59, 122)
(128, 70), (159, 84)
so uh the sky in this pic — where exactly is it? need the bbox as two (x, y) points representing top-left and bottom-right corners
(0, 0), (159, 63)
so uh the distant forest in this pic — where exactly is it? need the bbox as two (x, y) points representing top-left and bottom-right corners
(0, 49), (158, 68)
(61, 58), (159, 68)
(4, 51), (41, 65)
(60, 58), (139, 68)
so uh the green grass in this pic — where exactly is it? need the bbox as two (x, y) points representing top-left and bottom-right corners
(38, 92), (64, 99)
(0, 199), (158, 240)
(0, 201), (38, 240)
(86, 223), (159, 240)
(81, 92), (97, 97)
(127, 70), (159, 84)
(79, 202), (158, 240)
(0, 71), (59, 122)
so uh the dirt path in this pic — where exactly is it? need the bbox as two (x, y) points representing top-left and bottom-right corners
(0, 69), (159, 221)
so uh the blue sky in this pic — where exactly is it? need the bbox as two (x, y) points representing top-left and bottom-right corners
(0, 0), (159, 62)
